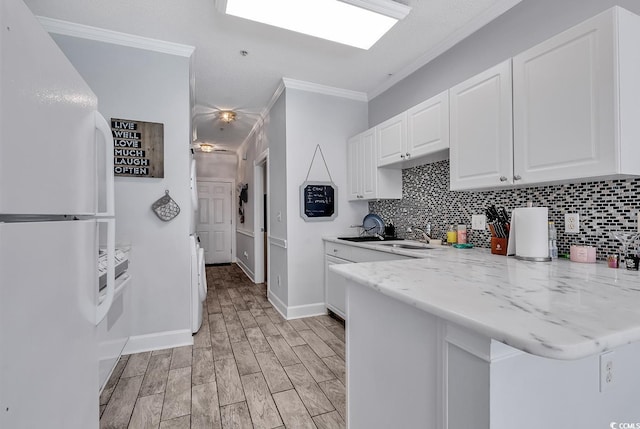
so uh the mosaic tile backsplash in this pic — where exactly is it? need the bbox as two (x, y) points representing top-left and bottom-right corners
(369, 160), (640, 261)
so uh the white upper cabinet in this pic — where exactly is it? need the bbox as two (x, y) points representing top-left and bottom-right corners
(450, 60), (514, 191)
(513, 7), (640, 184)
(376, 112), (407, 167)
(348, 129), (401, 201)
(376, 90), (450, 168)
(407, 90), (450, 160)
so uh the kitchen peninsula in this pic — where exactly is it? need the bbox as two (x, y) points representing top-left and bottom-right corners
(330, 247), (640, 428)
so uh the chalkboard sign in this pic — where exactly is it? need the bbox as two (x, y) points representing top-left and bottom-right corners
(300, 181), (337, 222)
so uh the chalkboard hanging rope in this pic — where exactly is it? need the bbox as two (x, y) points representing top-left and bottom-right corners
(304, 144), (334, 184)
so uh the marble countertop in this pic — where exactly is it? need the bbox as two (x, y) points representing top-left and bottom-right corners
(324, 237), (442, 258)
(329, 244), (640, 360)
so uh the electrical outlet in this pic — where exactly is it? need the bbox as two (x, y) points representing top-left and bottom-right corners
(565, 213), (579, 233)
(600, 351), (615, 392)
(472, 214), (487, 230)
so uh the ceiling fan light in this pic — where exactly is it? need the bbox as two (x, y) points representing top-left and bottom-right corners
(200, 143), (215, 153)
(219, 110), (237, 123)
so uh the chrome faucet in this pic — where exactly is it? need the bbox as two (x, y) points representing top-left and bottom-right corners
(407, 223), (431, 242)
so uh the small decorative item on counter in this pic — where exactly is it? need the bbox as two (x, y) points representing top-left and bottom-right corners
(625, 255), (640, 270)
(607, 254), (619, 268)
(452, 243), (473, 249)
(569, 245), (596, 263)
(457, 224), (467, 244)
(446, 225), (457, 245)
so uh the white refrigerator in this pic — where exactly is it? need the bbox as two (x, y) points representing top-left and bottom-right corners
(0, 0), (115, 428)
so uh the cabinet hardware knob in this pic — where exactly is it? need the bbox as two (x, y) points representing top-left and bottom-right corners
(406, 152), (410, 158)
(499, 176), (507, 182)
(514, 175), (522, 181)
(400, 154), (405, 159)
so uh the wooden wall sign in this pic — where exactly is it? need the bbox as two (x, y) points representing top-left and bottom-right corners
(299, 181), (337, 222)
(111, 118), (164, 178)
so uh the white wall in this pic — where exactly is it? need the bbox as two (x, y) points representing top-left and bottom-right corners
(369, 0), (640, 126)
(284, 88), (369, 315)
(53, 34), (193, 349)
(196, 152), (237, 180)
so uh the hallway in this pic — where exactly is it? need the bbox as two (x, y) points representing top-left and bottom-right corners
(99, 264), (346, 429)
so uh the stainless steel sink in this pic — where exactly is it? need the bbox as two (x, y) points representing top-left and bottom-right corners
(377, 242), (433, 250)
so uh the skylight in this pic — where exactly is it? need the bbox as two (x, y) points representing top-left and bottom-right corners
(217, 0), (411, 50)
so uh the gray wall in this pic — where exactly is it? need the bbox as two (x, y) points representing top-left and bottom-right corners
(370, 0), (640, 126)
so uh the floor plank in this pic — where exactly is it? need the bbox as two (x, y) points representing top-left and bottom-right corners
(245, 326), (272, 354)
(209, 312), (227, 333)
(192, 347), (216, 386)
(100, 375), (143, 429)
(322, 355), (346, 386)
(298, 330), (336, 358)
(159, 415), (190, 429)
(241, 373), (284, 428)
(220, 402), (253, 429)
(231, 340), (261, 376)
(191, 382), (222, 429)
(215, 357), (246, 406)
(121, 352), (151, 378)
(319, 379), (346, 421)
(292, 345), (335, 383)
(128, 393), (163, 429)
(313, 410), (346, 429)
(139, 353), (171, 397)
(161, 367), (192, 421)
(275, 322), (307, 347)
(266, 335), (301, 367)
(272, 389), (316, 429)
(170, 346), (193, 370)
(255, 351), (294, 394)
(211, 330), (234, 361)
(284, 364), (334, 416)
(237, 310), (258, 329)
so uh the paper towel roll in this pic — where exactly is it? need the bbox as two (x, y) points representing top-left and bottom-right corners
(513, 207), (549, 260)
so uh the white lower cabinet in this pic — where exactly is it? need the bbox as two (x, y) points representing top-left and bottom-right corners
(324, 241), (411, 318)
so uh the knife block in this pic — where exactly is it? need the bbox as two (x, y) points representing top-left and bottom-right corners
(491, 237), (508, 255)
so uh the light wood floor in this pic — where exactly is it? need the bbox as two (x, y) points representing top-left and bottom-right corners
(99, 264), (346, 429)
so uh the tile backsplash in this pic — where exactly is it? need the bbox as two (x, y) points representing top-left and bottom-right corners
(369, 160), (640, 261)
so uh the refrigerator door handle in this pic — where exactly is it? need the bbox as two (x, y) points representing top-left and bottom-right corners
(96, 218), (115, 325)
(95, 111), (115, 217)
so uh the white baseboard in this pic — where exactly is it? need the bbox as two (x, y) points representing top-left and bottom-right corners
(236, 259), (255, 283)
(286, 302), (327, 320)
(122, 329), (193, 355)
(267, 290), (327, 320)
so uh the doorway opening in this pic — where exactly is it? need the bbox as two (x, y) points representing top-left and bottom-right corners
(254, 149), (269, 286)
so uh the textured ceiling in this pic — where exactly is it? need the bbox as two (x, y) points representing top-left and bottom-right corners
(24, 0), (520, 151)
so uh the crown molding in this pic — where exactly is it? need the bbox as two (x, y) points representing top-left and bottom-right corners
(368, 0), (522, 99)
(282, 78), (368, 102)
(37, 16), (195, 57)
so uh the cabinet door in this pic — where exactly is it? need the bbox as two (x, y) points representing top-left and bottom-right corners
(361, 129), (378, 200)
(407, 90), (449, 159)
(347, 134), (362, 201)
(513, 11), (616, 184)
(325, 255), (348, 318)
(450, 60), (513, 191)
(377, 112), (407, 167)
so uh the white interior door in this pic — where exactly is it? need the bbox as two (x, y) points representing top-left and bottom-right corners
(197, 181), (232, 264)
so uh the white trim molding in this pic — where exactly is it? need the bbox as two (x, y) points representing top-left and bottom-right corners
(340, 0), (411, 20)
(236, 258), (256, 283)
(37, 16), (195, 57)
(123, 329), (193, 355)
(283, 78), (368, 102)
(236, 229), (255, 238)
(286, 302), (327, 320)
(368, 0), (523, 99)
(268, 236), (287, 249)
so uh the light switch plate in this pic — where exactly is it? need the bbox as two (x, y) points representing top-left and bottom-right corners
(472, 214), (487, 230)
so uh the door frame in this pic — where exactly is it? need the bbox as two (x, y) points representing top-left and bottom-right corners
(196, 178), (236, 264)
(253, 149), (269, 285)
